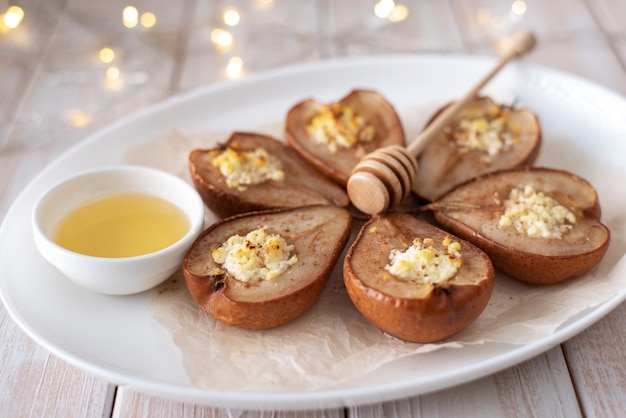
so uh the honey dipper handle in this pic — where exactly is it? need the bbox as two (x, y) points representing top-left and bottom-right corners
(347, 31), (536, 215)
(407, 31), (537, 157)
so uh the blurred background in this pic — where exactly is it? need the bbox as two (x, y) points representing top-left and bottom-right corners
(1, 0), (625, 153)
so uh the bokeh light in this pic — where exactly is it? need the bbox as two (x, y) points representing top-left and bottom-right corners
(374, 0), (408, 22)
(65, 109), (93, 128)
(226, 56), (243, 80)
(123, 6), (139, 28)
(388, 4), (408, 22)
(99, 47), (115, 64)
(374, 0), (395, 18)
(223, 8), (240, 26)
(140, 12), (156, 28)
(211, 28), (233, 49)
(106, 66), (120, 80)
(511, 1), (527, 16)
(3, 5), (24, 29)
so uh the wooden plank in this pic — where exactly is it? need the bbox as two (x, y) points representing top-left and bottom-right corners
(0, 8), (112, 418)
(321, 0), (463, 55)
(350, 346), (581, 418)
(0, 0), (68, 148)
(588, 0), (626, 78)
(562, 302), (626, 417)
(453, 0), (626, 95)
(113, 388), (345, 418)
(454, 0), (598, 45)
(2, 0), (196, 198)
(179, 0), (463, 91)
(609, 39), (626, 80)
(0, 307), (111, 417)
(3, 0), (184, 153)
(542, 4), (626, 415)
(525, 33), (626, 95)
(0, 1), (190, 417)
(179, 0), (319, 91)
(584, 0), (626, 35)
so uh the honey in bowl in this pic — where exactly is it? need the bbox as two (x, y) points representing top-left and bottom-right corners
(53, 193), (189, 258)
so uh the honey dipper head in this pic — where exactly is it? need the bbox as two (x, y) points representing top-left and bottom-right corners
(347, 145), (418, 215)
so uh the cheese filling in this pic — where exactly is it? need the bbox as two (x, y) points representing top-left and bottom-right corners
(306, 103), (375, 153)
(385, 236), (462, 285)
(211, 227), (298, 283)
(210, 147), (285, 191)
(451, 106), (519, 160)
(498, 185), (577, 238)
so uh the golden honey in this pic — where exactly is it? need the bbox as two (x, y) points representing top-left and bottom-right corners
(53, 193), (189, 258)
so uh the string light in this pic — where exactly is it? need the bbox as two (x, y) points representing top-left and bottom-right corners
(476, 3), (524, 37)
(223, 8), (240, 26)
(141, 12), (156, 28)
(2, 5), (24, 30)
(105, 67), (123, 91)
(106, 67), (120, 80)
(65, 109), (93, 128)
(374, 0), (395, 18)
(388, 4), (408, 22)
(511, 1), (527, 16)
(226, 57), (243, 79)
(211, 28), (233, 49)
(99, 47), (115, 64)
(123, 6), (139, 28)
(374, 0), (408, 22)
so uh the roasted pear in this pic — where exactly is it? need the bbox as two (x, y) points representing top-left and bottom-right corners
(285, 89), (405, 186)
(343, 212), (494, 343)
(431, 167), (610, 284)
(183, 205), (352, 330)
(413, 96), (541, 201)
(189, 132), (349, 218)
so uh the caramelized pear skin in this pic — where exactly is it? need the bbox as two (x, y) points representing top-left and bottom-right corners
(189, 132), (349, 219)
(183, 205), (352, 330)
(285, 89), (405, 186)
(431, 167), (610, 284)
(413, 96), (541, 201)
(343, 213), (495, 343)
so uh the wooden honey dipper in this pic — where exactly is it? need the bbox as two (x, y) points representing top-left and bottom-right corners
(346, 31), (537, 215)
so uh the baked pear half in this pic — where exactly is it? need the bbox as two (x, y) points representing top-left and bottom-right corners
(413, 96), (541, 201)
(285, 89), (405, 186)
(343, 212), (494, 343)
(189, 132), (349, 218)
(183, 205), (352, 330)
(431, 167), (610, 284)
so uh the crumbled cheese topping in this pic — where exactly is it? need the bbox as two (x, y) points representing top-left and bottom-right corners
(498, 185), (577, 238)
(306, 103), (375, 153)
(211, 227), (298, 283)
(451, 106), (519, 160)
(210, 147), (285, 191)
(384, 236), (462, 285)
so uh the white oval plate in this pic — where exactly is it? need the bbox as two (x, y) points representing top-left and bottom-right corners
(1, 55), (625, 410)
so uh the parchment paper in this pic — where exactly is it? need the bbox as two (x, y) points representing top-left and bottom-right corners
(125, 120), (626, 392)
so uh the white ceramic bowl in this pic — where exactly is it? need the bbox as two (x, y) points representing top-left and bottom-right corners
(32, 165), (205, 295)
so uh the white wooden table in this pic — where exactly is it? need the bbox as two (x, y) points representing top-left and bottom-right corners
(1, 1), (625, 416)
